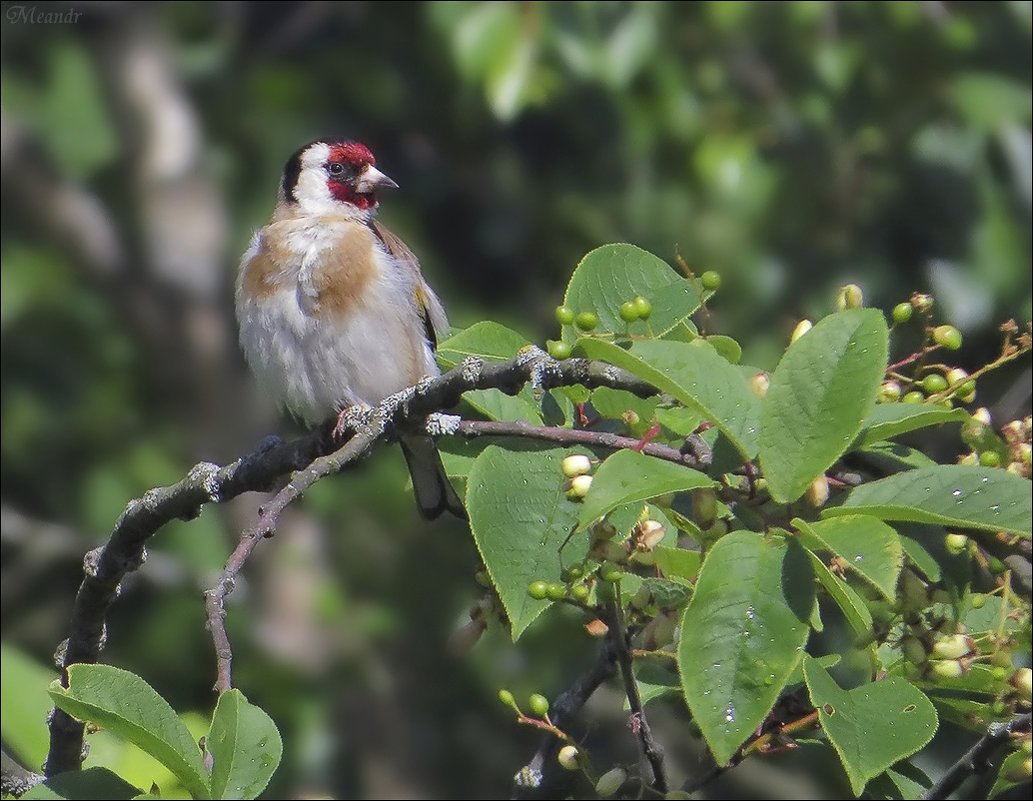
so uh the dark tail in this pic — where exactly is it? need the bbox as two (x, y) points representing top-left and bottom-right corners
(398, 434), (467, 520)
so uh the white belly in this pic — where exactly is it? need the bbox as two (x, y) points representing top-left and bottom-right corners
(236, 229), (438, 424)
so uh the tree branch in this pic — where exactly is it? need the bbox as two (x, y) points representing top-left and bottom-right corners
(919, 712), (1031, 800)
(45, 350), (660, 776)
(605, 599), (668, 794)
(1, 750), (43, 798)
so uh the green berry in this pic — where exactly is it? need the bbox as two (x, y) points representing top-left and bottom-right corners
(571, 583), (591, 603)
(944, 533), (970, 555)
(933, 325), (962, 350)
(527, 580), (549, 600)
(545, 582), (567, 601)
(555, 305), (575, 325)
(561, 565), (584, 582)
(498, 689), (516, 709)
(902, 391), (925, 404)
(600, 561), (623, 582)
(979, 450), (1001, 467)
(633, 295), (652, 319)
(693, 488), (718, 530)
(921, 374), (949, 394)
(575, 311), (598, 331)
(528, 693), (550, 718)
(547, 340), (572, 360)
(701, 271), (722, 291)
(619, 301), (639, 323)
(892, 303), (913, 324)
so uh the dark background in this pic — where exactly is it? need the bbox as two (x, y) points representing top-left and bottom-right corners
(2, 2), (1030, 798)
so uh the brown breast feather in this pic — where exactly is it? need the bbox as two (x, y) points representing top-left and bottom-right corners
(240, 218), (379, 318)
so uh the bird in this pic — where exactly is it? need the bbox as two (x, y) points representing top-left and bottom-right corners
(235, 139), (465, 519)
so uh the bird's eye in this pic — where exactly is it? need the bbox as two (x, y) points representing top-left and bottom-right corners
(328, 162), (345, 175)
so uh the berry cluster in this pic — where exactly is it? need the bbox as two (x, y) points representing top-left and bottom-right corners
(887, 569), (1032, 717)
(546, 270), (724, 361)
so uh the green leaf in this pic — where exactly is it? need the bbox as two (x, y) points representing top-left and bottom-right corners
(633, 660), (682, 707)
(562, 244), (702, 342)
(803, 548), (874, 636)
(0, 643), (56, 768)
(467, 446), (582, 639)
(435, 320), (531, 368)
(930, 696), (1011, 732)
(825, 465), (1032, 537)
(206, 690), (282, 800)
(578, 338), (760, 460)
(862, 762), (932, 799)
(760, 309), (889, 502)
(899, 534), (942, 582)
(989, 749), (1030, 797)
(703, 335), (742, 364)
(638, 576), (693, 610)
(578, 449), (714, 529)
(653, 545), (702, 582)
(856, 404), (970, 448)
(852, 442), (939, 474)
(436, 321), (541, 423)
(922, 663), (1006, 698)
(20, 767), (141, 800)
(795, 516), (904, 600)
(678, 532), (815, 765)
(589, 386), (660, 429)
(803, 656), (938, 796)
(462, 387), (544, 424)
(48, 665), (210, 800)
(654, 405), (708, 437)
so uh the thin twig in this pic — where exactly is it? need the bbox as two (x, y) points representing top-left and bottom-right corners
(511, 636), (621, 799)
(606, 599), (668, 794)
(205, 429), (377, 692)
(919, 712), (1031, 800)
(457, 419), (709, 470)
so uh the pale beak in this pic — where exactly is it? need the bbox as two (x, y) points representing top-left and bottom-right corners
(355, 164), (399, 193)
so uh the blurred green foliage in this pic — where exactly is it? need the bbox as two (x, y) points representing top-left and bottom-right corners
(2, 2), (1029, 798)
